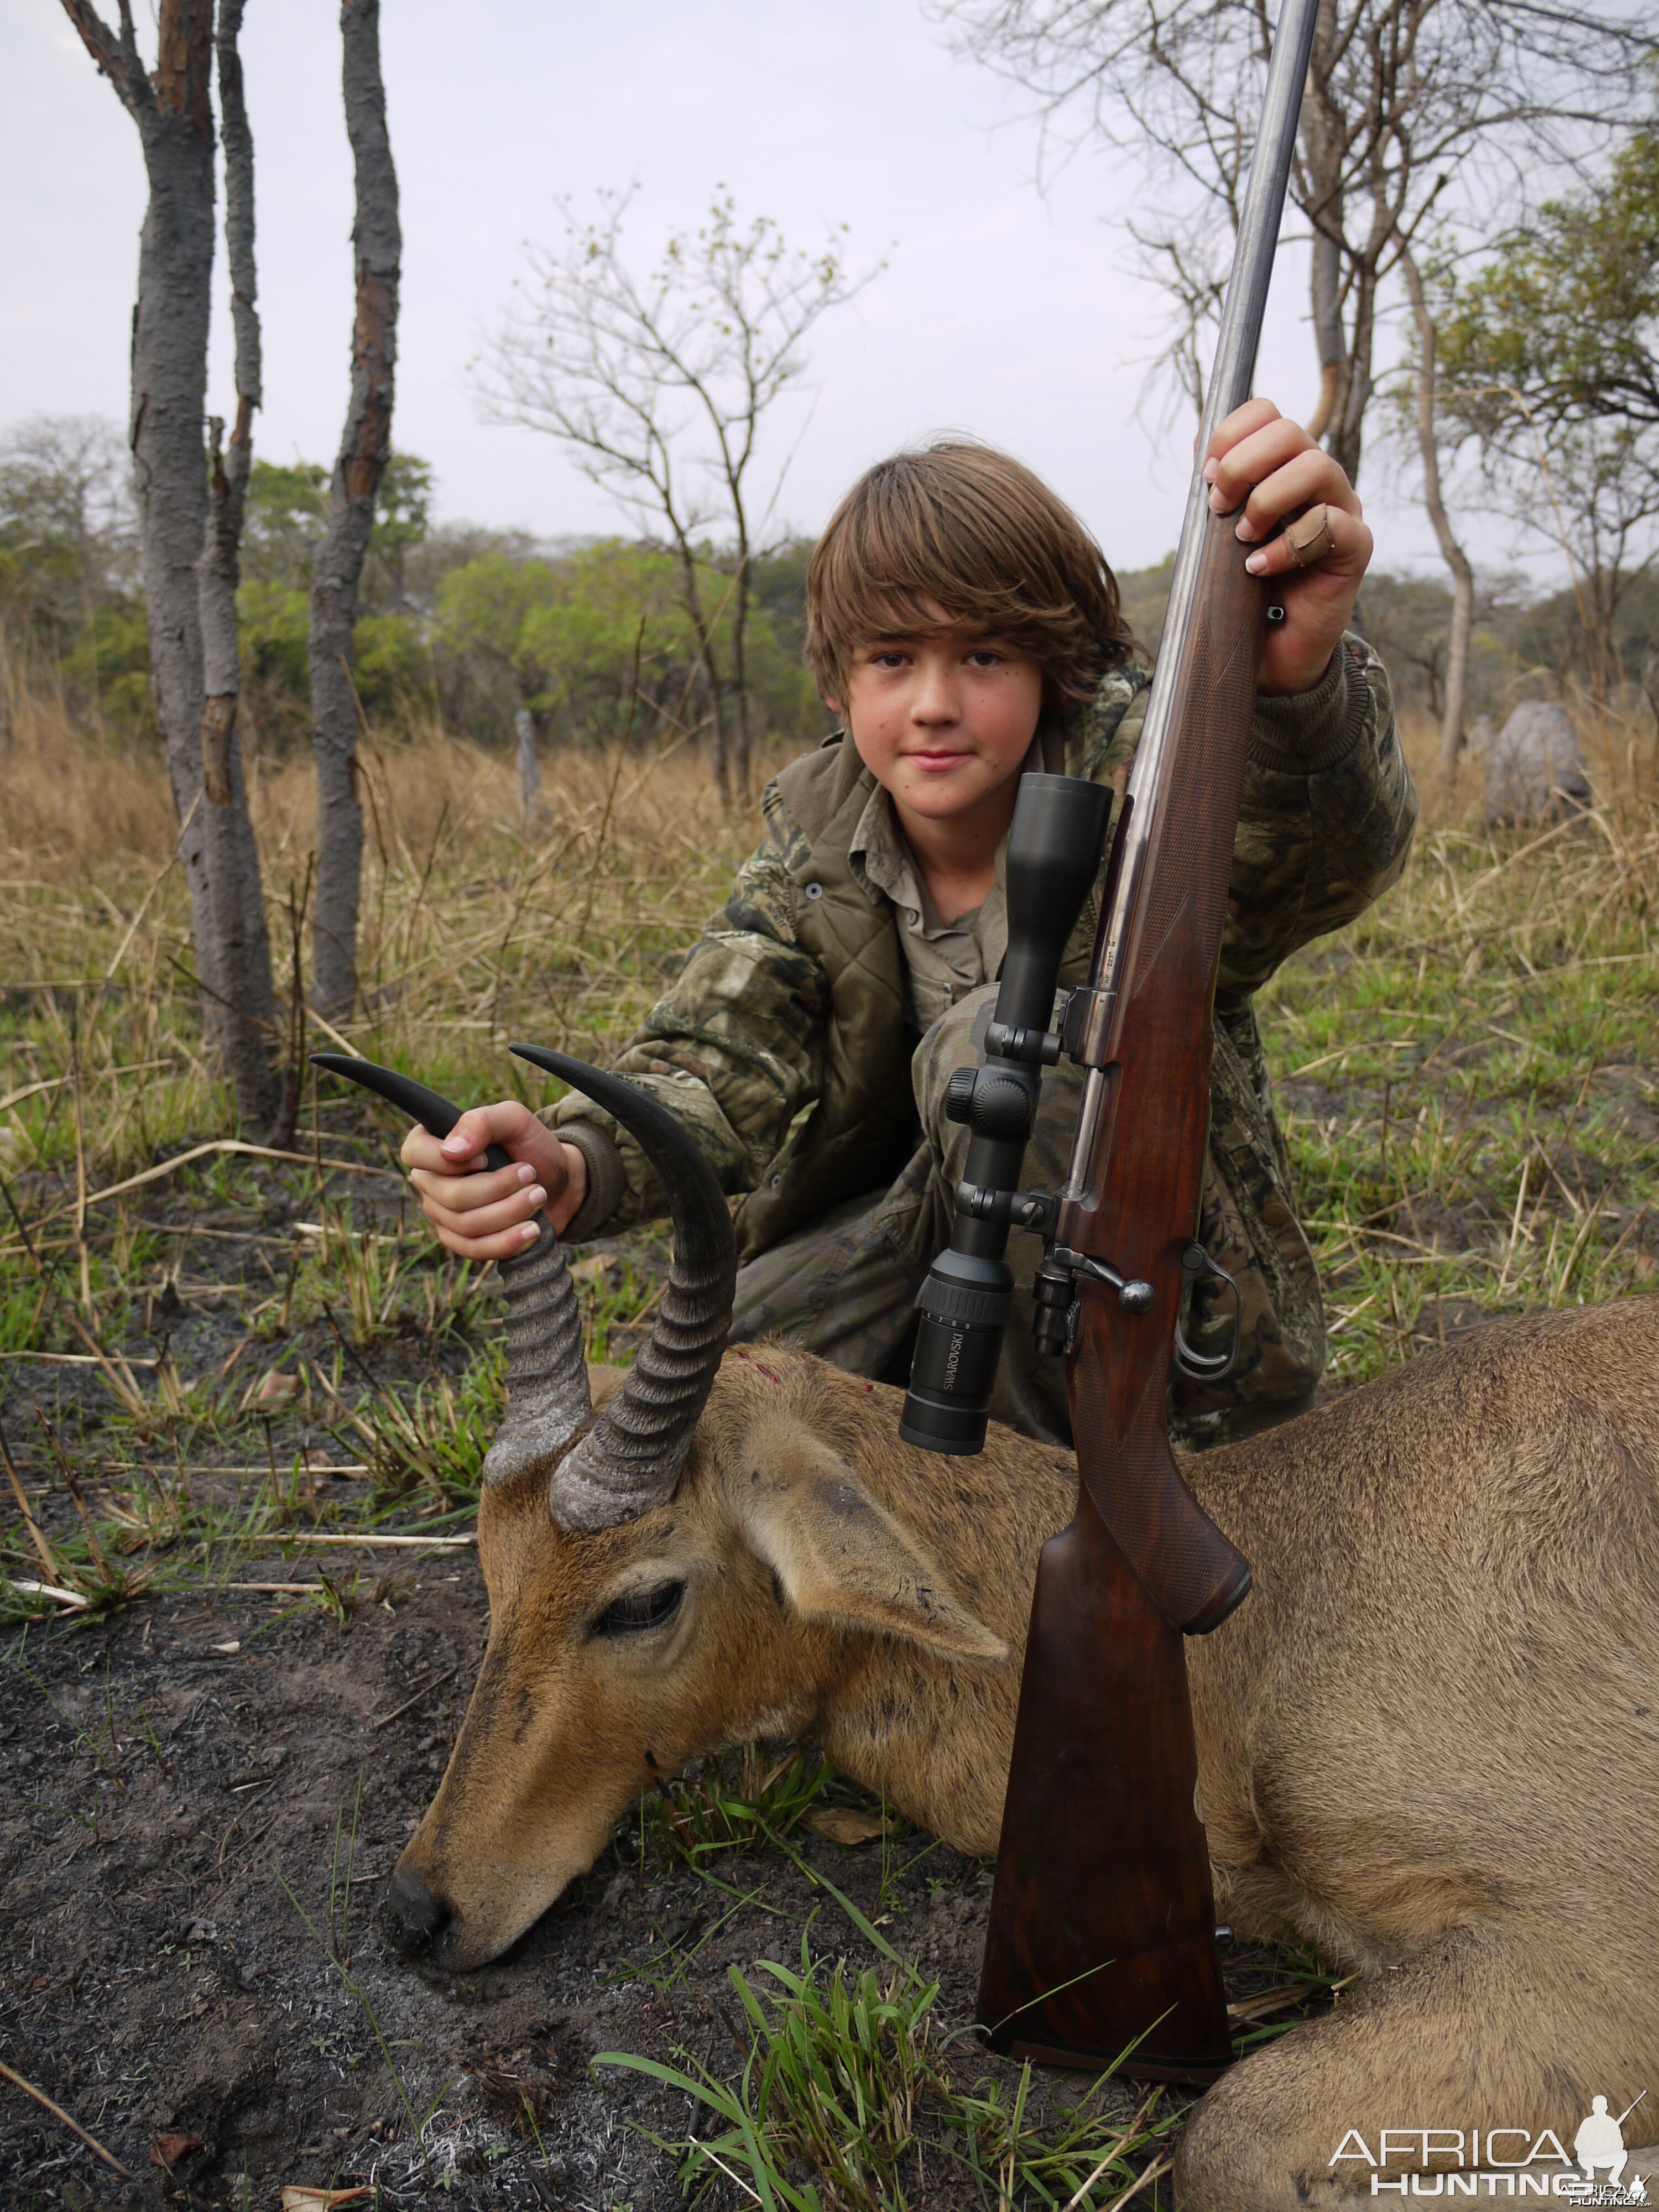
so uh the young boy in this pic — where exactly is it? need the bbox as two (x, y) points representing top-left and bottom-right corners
(404, 400), (1415, 1444)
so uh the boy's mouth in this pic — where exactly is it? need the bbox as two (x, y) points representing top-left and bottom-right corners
(904, 747), (974, 771)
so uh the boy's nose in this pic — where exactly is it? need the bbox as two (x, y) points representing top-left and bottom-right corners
(911, 670), (960, 722)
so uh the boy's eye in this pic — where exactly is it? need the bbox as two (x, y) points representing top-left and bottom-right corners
(965, 649), (1005, 667)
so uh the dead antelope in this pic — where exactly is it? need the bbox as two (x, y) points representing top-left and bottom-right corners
(380, 1058), (1659, 2211)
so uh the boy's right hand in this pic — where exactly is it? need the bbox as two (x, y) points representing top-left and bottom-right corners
(401, 1102), (589, 1261)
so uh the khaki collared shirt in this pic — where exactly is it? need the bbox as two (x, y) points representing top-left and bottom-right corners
(848, 784), (1010, 1032)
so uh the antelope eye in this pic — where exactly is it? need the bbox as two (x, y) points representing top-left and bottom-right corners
(591, 1580), (685, 1638)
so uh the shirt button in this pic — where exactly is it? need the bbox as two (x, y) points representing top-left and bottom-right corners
(908, 909), (919, 925)
(804, 882), (823, 900)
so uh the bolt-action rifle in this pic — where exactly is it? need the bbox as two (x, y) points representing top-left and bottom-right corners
(898, 0), (1323, 2082)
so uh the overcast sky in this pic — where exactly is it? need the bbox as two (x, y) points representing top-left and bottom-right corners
(5, 0), (1516, 580)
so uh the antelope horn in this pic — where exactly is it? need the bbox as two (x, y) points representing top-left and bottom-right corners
(478, 1223), (592, 1489)
(305, 1055), (596, 1485)
(509, 1045), (736, 1530)
(307, 1056), (514, 1169)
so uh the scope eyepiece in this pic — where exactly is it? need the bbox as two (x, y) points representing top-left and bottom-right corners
(897, 1253), (1011, 1454)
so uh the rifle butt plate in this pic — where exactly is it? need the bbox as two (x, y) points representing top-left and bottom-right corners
(994, 2032), (1232, 2087)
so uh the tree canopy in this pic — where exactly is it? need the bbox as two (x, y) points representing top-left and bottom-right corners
(1439, 121), (1659, 437)
(932, 0), (1652, 482)
(0, 419), (829, 757)
(1438, 119), (1659, 688)
(475, 189), (877, 794)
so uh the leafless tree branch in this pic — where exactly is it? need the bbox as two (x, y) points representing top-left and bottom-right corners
(930, 0), (1652, 482)
(472, 189), (882, 800)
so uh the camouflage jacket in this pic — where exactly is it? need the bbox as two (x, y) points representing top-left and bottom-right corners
(550, 635), (1416, 1264)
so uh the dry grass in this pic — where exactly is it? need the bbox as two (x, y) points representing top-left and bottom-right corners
(3, 677), (1658, 1391)
(0, 689), (769, 1616)
(1, 684), (761, 1185)
(1264, 700), (1659, 1385)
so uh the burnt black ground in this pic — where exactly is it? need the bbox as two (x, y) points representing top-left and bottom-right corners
(3, 1562), (1295, 2209)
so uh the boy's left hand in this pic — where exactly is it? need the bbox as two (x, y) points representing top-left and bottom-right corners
(1203, 399), (1372, 696)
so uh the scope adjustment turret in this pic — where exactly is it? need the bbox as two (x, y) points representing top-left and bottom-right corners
(944, 1067), (1035, 1143)
(944, 1067), (978, 1123)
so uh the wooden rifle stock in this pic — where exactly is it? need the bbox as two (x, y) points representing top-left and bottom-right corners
(979, 1491), (1232, 2079)
(978, 500), (1264, 2080)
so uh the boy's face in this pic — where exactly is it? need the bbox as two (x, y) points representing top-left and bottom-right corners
(836, 616), (1044, 832)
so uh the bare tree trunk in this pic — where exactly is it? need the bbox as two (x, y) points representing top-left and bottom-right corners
(62, 2), (216, 993)
(515, 707), (540, 828)
(61, 0), (277, 1125)
(1332, 249), (1378, 486)
(1305, 227), (1347, 442)
(670, 542), (732, 804)
(197, 0), (278, 1126)
(309, 0), (400, 1020)
(1301, 0), (1348, 444)
(727, 534), (753, 799)
(702, 658), (732, 804)
(1399, 245), (1476, 783)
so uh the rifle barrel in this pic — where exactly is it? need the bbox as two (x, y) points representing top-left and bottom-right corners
(1065, 0), (1322, 1208)
(1205, 0), (1323, 436)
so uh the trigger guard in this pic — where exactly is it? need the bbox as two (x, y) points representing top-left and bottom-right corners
(1174, 1245), (1241, 1381)
(1173, 1317), (1237, 1380)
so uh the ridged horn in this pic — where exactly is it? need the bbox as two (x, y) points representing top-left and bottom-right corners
(478, 1220), (593, 1490)
(509, 1044), (737, 1530)
(305, 1055), (594, 1486)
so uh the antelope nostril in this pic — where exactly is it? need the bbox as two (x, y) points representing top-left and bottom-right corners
(383, 1865), (450, 1954)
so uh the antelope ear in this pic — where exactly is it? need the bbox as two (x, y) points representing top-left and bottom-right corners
(735, 1418), (1008, 1663)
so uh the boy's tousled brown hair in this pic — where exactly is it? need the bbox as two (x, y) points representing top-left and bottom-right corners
(805, 439), (1136, 711)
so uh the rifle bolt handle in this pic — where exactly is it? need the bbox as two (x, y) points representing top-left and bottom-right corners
(1051, 1247), (1154, 1311)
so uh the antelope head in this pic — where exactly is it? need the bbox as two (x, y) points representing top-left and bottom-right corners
(378, 1051), (1008, 1973)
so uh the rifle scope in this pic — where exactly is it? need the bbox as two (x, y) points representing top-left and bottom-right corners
(899, 772), (1112, 1454)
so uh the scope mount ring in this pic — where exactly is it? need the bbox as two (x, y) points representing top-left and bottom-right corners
(1174, 1244), (1240, 1381)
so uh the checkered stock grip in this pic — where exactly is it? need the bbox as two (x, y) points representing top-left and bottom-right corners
(1064, 502), (1262, 1634)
